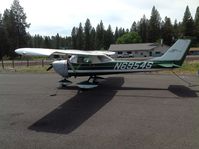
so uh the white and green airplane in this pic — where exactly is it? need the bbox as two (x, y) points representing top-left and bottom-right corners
(15, 39), (191, 89)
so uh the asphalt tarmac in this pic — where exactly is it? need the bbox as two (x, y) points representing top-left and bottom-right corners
(0, 73), (199, 149)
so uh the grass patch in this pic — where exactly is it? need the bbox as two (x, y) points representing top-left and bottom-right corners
(16, 65), (53, 73)
(173, 61), (199, 74)
(0, 65), (54, 73)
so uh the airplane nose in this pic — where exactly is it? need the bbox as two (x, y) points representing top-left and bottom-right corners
(52, 60), (68, 78)
(15, 49), (21, 54)
(15, 48), (26, 55)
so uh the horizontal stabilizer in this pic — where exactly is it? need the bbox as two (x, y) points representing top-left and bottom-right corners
(157, 63), (180, 68)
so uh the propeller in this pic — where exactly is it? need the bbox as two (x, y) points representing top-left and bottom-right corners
(46, 64), (53, 71)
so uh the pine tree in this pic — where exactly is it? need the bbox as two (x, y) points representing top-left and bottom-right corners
(194, 6), (199, 41)
(84, 18), (92, 50)
(43, 36), (51, 48)
(96, 20), (105, 50)
(118, 27), (125, 37)
(11, 0), (30, 48)
(138, 15), (149, 42)
(76, 23), (84, 49)
(0, 13), (6, 59)
(173, 19), (180, 39)
(114, 27), (119, 43)
(64, 36), (72, 49)
(130, 21), (137, 32)
(161, 17), (173, 45)
(71, 27), (78, 49)
(104, 25), (114, 50)
(2, 0), (30, 58)
(182, 6), (195, 37)
(195, 7), (199, 24)
(90, 27), (96, 50)
(148, 6), (161, 42)
(2, 9), (15, 57)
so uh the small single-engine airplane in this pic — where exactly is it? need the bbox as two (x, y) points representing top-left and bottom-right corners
(15, 39), (191, 89)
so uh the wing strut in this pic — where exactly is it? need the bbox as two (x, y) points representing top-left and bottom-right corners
(65, 55), (76, 78)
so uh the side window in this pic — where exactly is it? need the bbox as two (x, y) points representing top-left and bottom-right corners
(83, 57), (91, 63)
(77, 56), (91, 64)
(98, 56), (112, 62)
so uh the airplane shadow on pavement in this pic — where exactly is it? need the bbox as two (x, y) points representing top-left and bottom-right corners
(28, 77), (124, 134)
(28, 77), (198, 134)
(168, 85), (198, 97)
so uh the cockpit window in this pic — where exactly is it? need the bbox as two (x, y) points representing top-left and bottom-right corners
(69, 55), (113, 64)
(77, 56), (91, 64)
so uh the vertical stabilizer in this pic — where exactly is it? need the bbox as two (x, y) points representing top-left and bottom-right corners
(152, 39), (191, 66)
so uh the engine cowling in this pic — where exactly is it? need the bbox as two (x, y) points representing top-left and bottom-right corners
(52, 60), (68, 78)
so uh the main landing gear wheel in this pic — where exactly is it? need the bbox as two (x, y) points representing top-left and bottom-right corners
(77, 76), (105, 89)
(88, 76), (105, 84)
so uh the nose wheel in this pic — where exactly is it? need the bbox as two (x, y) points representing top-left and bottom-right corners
(59, 79), (72, 87)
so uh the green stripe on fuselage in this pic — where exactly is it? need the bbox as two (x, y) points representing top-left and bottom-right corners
(67, 60), (177, 77)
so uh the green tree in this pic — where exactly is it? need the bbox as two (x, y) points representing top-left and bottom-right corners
(149, 6), (161, 42)
(194, 6), (199, 42)
(114, 27), (119, 42)
(43, 36), (51, 48)
(173, 19), (181, 39)
(76, 23), (84, 49)
(138, 15), (149, 42)
(96, 20), (105, 49)
(104, 25), (114, 49)
(71, 27), (78, 49)
(130, 21), (137, 32)
(90, 27), (96, 50)
(116, 32), (142, 44)
(161, 17), (173, 45)
(55, 33), (60, 49)
(118, 27), (126, 37)
(182, 6), (195, 37)
(33, 35), (45, 48)
(2, 9), (16, 57)
(2, 0), (30, 58)
(0, 13), (7, 59)
(64, 36), (72, 49)
(84, 18), (92, 50)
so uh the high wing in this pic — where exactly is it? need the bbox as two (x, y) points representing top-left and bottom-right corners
(15, 48), (115, 57)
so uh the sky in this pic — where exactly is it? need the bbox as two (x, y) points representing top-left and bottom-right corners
(0, 0), (199, 36)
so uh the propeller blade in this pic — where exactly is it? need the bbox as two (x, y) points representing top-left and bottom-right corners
(46, 64), (53, 71)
